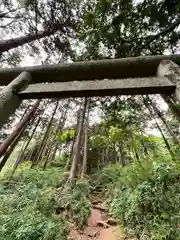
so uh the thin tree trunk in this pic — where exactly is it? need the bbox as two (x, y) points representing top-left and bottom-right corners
(105, 146), (109, 164)
(113, 142), (117, 163)
(161, 94), (180, 122)
(9, 114), (41, 178)
(17, 114), (42, 164)
(47, 100), (70, 165)
(45, 120), (62, 166)
(143, 97), (175, 160)
(33, 101), (59, 167)
(9, 115), (41, 178)
(119, 143), (125, 166)
(27, 143), (37, 162)
(81, 99), (90, 177)
(127, 145), (133, 162)
(101, 148), (105, 165)
(7, 110), (39, 170)
(0, 100), (40, 171)
(149, 96), (180, 145)
(130, 130), (139, 162)
(65, 109), (80, 171)
(65, 129), (76, 171)
(69, 98), (87, 183)
(40, 101), (59, 162)
(0, 105), (31, 170)
(139, 130), (148, 157)
(0, 124), (27, 173)
(154, 117), (175, 160)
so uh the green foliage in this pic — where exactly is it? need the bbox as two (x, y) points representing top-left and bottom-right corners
(92, 161), (153, 190)
(91, 163), (123, 187)
(90, 134), (107, 148)
(51, 154), (69, 168)
(58, 129), (75, 144)
(80, 0), (180, 60)
(55, 179), (91, 227)
(0, 167), (67, 240)
(94, 161), (180, 239)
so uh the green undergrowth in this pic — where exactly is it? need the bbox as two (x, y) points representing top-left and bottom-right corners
(0, 163), (66, 240)
(0, 160), (92, 239)
(55, 178), (91, 227)
(91, 160), (180, 240)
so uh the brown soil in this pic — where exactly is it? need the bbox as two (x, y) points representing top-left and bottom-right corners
(68, 192), (128, 240)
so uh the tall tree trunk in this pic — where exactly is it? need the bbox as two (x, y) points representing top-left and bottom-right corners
(154, 117), (175, 160)
(33, 101), (59, 166)
(130, 130), (139, 162)
(112, 142), (117, 163)
(0, 100), (40, 171)
(149, 96), (180, 145)
(139, 130), (149, 157)
(81, 99), (89, 177)
(9, 110), (38, 166)
(17, 114), (42, 163)
(105, 146), (109, 164)
(9, 115), (41, 178)
(161, 94), (180, 122)
(101, 148), (105, 165)
(0, 27), (61, 53)
(0, 124), (27, 173)
(48, 100), (70, 165)
(0, 105), (31, 171)
(65, 109), (80, 171)
(69, 98), (87, 183)
(127, 145), (133, 162)
(118, 143), (125, 166)
(143, 97), (175, 160)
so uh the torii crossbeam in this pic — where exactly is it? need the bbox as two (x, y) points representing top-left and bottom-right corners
(0, 54), (180, 128)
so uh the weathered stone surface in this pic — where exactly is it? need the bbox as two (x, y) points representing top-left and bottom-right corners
(0, 72), (31, 129)
(157, 60), (180, 103)
(1, 54), (180, 85)
(19, 77), (175, 99)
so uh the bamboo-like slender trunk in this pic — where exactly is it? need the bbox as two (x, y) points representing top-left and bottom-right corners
(65, 109), (81, 171)
(0, 106), (30, 170)
(17, 114), (42, 163)
(154, 117), (175, 160)
(48, 100), (70, 165)
(69, 98), (87, 183)
(105, 146), (109, 164)
(139, 130), (148, 157)
(101, 148), (105, 165)
(119, 143), (125, 166)
(130, 130), (139, 162)
(149, 96), (180, 145)
(161, 94), (180, 122)
(32, 101), (59, 167)
(81, 99), (90, 177)
(143, 97), (175, 160)
(0, 100), (40, 171)
(0, 124), (27, 173)
(9, 115), (41, 178)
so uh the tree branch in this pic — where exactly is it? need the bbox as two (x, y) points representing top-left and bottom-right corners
(146, 18), (180, 42)
(0, 8), (23, 19)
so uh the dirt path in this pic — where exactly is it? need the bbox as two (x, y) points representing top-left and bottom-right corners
(68, 191), (128, 240)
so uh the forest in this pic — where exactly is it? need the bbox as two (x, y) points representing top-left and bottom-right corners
(0, 0), (180, 239)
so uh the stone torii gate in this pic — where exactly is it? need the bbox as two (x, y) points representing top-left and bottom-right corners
(0, 54), (180, 129)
